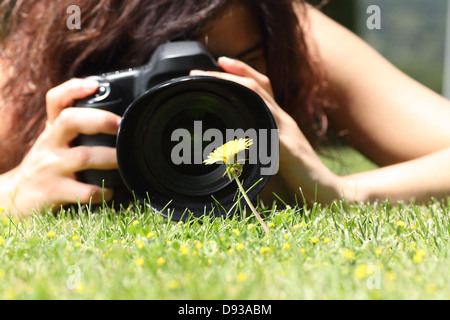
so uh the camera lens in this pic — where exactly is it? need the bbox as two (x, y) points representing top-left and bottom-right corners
(142, 91), (240, 197)
(117, 77), (276, 220)
(159, 93), (229, 178)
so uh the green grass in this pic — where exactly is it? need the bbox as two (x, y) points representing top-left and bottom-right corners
(0, 147), (448, 300)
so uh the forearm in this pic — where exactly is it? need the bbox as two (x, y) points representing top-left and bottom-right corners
(279, 145), (450, 205)
(339, 147), (450, 204)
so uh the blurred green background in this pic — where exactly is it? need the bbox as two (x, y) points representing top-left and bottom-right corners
(315, 0), (449, 96)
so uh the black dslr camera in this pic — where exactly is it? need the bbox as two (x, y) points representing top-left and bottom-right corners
(75, 41), (277, 220)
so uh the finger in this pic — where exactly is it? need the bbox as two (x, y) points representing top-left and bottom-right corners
(218, 56), (273, 95)
(61, 146), (118, 173)
(190, 66), (286, 128)
(46, 78), (99, 123)
(190, 69), (274, 103)
(51, 108), (121, 146)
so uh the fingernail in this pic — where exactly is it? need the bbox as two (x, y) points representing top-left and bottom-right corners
(218, 56), (235, 64)
(190, 70), (209, 76)
(82, 79), (99, 91)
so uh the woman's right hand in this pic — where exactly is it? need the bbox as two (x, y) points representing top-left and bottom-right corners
(1, 79), (122, 217)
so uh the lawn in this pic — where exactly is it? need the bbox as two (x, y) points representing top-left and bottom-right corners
(0, 147), (448, 300)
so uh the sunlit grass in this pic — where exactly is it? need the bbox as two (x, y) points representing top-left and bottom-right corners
(0, 147), (448, 300)
(0, 196), (449, 299)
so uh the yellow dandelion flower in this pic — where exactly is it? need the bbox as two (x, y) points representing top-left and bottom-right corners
(236, 243), (244, 251)
(413, 250), (426, 264)
(268, 222), (275, 228)
(135, 239), (145, 249)
(343, 249), (355, 260)
(121, 239), (127, 245)
(374, 248), (383, 255)
(237, 272), (248, 283)
(417, 249), (426, 257)
(168, 280), (180, 290)
(232, 229), (240, 236)
(46, 231), (56, 239)
(294, 221), (307, 229)
(132, 220), (139, 226)
(425, 284), (437, 295)
(75, 242), (82, 248)
(180, 245), (190, 255)
(135, 258), (144, 267)
(323, 237), (331, 243)
(156, 257), (166, 267)
(0, 236), (4, 246)
(284, 233), (290, 240)
(411, 224), (418, 231)
(74, 284), (84, 294)
(146, 232), (156, 239)
(311, 237), (319, 244)
(259, 246), (271, 254)
(386, 271), (396, 281)
(396, 220), (405, 227)
(282, 242), (291, 250)
(354, 264), (369, 279)
(195, 241), (203, 249)
(204, 138), (270, 233)
(299, 248), (306, 254)
(72, 235), (79, 241)
(203, 138), (253, 165)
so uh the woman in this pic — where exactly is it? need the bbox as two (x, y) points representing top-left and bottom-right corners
(1, 0), (450, 217)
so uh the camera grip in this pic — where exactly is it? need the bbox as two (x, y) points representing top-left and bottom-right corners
(75, 133), (122, 188)
(73, 80), (124, 188)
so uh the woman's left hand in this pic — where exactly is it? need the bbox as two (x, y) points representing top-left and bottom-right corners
(192, 57), (298, 139)
(190, 57), (341, 203)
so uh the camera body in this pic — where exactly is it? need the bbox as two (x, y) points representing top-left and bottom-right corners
(75, 41), (277, 220)
(76, 41), (221, 186)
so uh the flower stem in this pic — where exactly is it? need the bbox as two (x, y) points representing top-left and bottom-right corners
(231, 172), (270, 233)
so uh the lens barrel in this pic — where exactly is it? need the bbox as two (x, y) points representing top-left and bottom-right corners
(117, 76), (277, 220)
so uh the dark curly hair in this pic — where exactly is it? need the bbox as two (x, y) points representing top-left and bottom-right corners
(0, 0), (327, 172)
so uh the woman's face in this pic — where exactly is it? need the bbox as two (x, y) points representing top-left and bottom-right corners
(196, 2), (267, 74)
